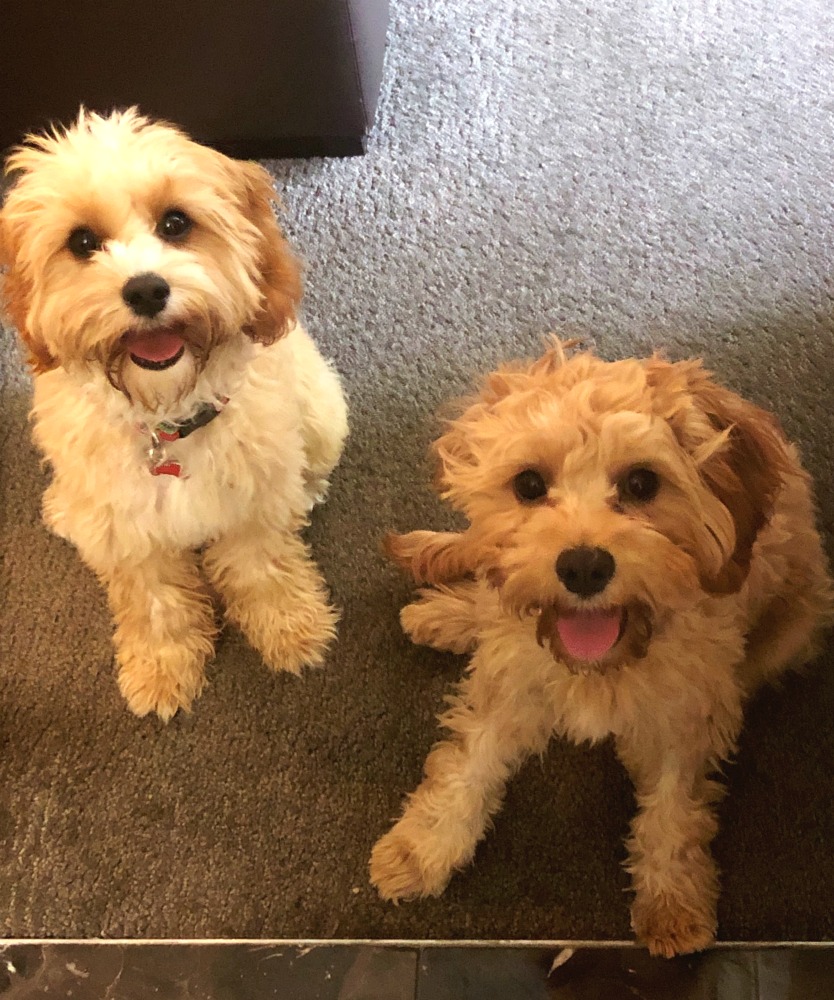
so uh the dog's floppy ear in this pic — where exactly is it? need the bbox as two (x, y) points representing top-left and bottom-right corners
(647, 357), (792, 594)
(234, 160), (302, 345)
(0, 188), (58, 373)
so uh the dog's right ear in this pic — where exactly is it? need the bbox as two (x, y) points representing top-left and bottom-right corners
(0, 179), (58, 373)
(432, 341), (587, 501)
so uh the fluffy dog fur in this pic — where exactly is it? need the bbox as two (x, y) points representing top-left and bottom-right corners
(0, 108), (348, 720)
(369, 339), (833, 957)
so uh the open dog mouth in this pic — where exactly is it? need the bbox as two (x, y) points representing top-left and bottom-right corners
(554, 607), (626, 661)
(536, 602), (652, 671)
(123, 326), (186, 370)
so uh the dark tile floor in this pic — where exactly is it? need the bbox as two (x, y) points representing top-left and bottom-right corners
(1, 941), (833, 999)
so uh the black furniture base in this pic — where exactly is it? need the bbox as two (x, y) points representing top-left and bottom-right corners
(0, 0), (389, 158)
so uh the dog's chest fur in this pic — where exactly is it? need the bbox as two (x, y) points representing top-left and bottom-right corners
(31, 337), (309, 559)
(474, 591), (748, 746)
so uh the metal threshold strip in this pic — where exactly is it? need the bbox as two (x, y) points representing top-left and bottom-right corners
(1, 938), (832, 948)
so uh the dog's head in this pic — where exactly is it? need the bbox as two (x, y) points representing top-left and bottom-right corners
(0, 107), (301, 409)
(425, 340), (792, 672)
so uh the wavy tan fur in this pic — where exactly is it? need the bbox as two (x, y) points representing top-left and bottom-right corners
(370, 339), (833, 957)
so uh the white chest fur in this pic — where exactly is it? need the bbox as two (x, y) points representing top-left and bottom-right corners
(32, 335), (310, 566)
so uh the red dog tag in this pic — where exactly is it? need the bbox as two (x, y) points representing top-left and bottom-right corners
(150, 460), (184, 477)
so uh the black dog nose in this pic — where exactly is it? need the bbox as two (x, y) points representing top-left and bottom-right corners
(556, 546), (616, 598)
(122, 273), (170, 318)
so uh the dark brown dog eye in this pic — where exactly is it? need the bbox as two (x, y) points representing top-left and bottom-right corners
(157, 209), (192, 241)
(513, 469), (548, 502)
(619, 467), (660, 503)
(67, 226), (103, 259)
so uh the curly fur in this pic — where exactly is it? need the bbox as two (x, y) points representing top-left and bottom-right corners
(370, 339), (832, 957)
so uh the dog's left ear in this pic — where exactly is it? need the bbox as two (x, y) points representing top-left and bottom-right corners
(646, 358), (793, 595)
(234, 160), (303, 344)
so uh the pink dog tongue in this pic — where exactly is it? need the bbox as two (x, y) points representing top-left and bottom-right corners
(127, 329), (185, 363)
(556, 609), (622, 661)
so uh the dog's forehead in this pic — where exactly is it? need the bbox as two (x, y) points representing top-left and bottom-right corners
(534, 356), (660, 421)
(543, 397), (667, 458)
(478, 356), (686, 468)
(472, 381), (672, 484)
(6, 117), (230, 225)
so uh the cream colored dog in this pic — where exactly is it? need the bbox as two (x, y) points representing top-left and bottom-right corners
(370, 340), (832, 957)
(0, 108), (348, 721)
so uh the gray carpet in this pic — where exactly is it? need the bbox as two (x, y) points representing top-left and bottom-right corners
(2, 0), (834, 941)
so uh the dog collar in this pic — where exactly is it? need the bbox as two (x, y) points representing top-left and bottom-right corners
(139, 396), (229, 477)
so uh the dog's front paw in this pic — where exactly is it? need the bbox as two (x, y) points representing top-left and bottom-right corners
(117, 647), (206, 722)
(399, 595), (476, 654)
(369, 823), (456, 902)
(241, 594), (339, 674)
(631, 892), (716, 958)
(401, 599), (453, 651)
